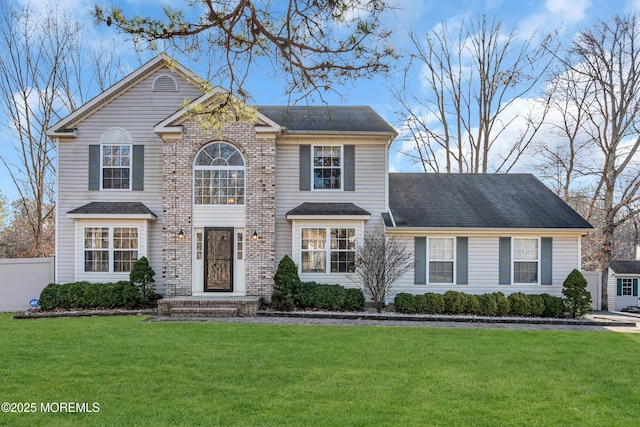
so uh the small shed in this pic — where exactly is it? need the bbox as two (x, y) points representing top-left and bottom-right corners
(608, 261), (640, 311)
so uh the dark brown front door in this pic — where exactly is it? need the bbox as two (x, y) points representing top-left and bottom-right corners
(204, 228), (233, 292)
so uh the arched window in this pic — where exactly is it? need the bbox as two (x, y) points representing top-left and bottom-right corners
(194, 142), (245, 205)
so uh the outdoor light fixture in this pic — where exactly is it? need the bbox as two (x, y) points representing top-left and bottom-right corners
(178, 229), (185, 239)
(252, 230), (260, 240)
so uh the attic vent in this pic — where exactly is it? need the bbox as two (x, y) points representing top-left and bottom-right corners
(152, 75), (178, 92)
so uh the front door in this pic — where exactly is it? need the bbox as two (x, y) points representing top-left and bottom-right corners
(204, 228), (234, 292)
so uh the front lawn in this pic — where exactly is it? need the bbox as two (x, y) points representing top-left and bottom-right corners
(1, 313), (638, 426)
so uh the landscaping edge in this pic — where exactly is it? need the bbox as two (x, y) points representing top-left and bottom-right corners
(11, 309), (637, 328)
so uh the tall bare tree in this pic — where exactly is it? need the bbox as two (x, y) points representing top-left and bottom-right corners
(394, 15), (556, 173)
(92, 0), (395, 104)
(0, 2), (125, 257)
(544, 14), (640, 309)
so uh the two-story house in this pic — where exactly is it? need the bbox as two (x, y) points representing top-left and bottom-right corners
(47, 54), (592, 310)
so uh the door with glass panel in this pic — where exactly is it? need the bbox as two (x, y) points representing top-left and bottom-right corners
(204, 228), (233, 291)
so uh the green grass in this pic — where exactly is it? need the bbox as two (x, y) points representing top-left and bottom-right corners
(1, 313), (639, 426)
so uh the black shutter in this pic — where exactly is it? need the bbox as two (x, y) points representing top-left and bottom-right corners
(343, 145), (355, 191)
(299, 145), (311, 191)
(456, 237), (468, 285)
(541, 237), (553, 285)
(88, 145), (100, 190)
(132, 145), (144, 191)
(499, 237), (511, 285)
(414, 237), (426, 285)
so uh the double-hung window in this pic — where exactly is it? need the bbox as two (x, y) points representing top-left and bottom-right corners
(621, 278), (633, 296)
(84, 226), (139, 273)
(102, 145), (131, 189)
(513, 238), (539, 283)
(301, 227), (355, 273)
(428, 237), (454, 283)
(313, 146), (342, 190)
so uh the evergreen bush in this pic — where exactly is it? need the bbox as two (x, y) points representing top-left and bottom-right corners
(415, 293), (445, 314)
(394, 293), (416, 314)
(444, 291), (466, 314)
(272, 255), (301, 311)
(477, 294), (498, 316)
(540, 293), (565, 318)
(527, 294), (545, 317)
(39, 283), (61, 311)
(508, 292), (531, 317)
(492, 292), (510, 316)
(562, 269), (592, 318)
(130, 256), (157, 305)
(465, 294), (481, 315)
(343, 288), (366, 311)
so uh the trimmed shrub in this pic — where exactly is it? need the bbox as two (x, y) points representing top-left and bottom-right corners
(343, 288), (365, 311)
(444, 291), (466, 314)
(394, 293), (416, 314)
(65, 282), (86, 309)
(272, 255), (301, 311)
(508, 292), (531, 317)
(562, 269), (592, 318)
(122, 281), (144, 309)
(415, 293), (445, 314)
(298, 282), (319, 309)
(82, 283), (102, 309)
(477, 294), (498, 316)
(465, 294), (481, 315)
(313, 284), (345, 311)
(39, 283), (61, 311)
(297, 282), (362, 311)
(493, 292), (510, 316)
(527, 294), (545, 317)
(38, 281), (147, 311)
(540, 293), (565, 318)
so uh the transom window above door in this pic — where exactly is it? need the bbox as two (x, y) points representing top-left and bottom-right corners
(194, 142), (245, 205)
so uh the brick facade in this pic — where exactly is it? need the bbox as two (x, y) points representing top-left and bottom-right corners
(161, 119), (276, 297)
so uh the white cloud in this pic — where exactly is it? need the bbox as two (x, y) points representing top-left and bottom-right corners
(518, 0), (591, 38)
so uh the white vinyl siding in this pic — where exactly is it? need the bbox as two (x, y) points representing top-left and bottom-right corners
(393, 235), (583, 298)
(275, 141), (388, 269)
(56, 65), (203, 286)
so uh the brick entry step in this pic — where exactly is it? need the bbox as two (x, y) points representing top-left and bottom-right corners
(157, 296), (261, 318)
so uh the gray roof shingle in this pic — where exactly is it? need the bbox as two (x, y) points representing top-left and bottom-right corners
(610, 261), (640, 275)
(287, 202), (370, 217)
(388, 173), (593, 229)
(258, 106), (396, 134)
(68, 202), (157, 218)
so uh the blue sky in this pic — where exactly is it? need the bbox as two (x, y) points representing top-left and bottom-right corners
(1, 0), (639, 204)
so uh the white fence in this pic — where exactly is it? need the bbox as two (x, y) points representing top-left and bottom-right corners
(0, 257), (54, 312)
(582, 270), (602, 311)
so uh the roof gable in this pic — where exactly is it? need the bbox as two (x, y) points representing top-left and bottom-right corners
(388, 173), (593, 230)
(154, 88), (281, 136)
(47, 54), (205, 137)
